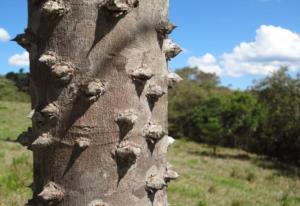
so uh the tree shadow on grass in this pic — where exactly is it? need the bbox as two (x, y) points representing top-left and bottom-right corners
(189, 148), (300, 179)
(188, 150), (251, 161)
(252, 157), (300, 178)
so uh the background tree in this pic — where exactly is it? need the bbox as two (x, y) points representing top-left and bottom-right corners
(168, 67), (222, 139)
(190, 96), (225, 154)
(5, 69), (30, 94)
(252, 67), (300, 163)
(15, 0), (181, 205)
(222, 91), (264, 149)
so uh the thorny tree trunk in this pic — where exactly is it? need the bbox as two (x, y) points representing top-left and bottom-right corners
(15, 0), (182, 205)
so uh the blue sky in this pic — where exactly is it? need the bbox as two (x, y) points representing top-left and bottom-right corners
(1, 0), (300, 89)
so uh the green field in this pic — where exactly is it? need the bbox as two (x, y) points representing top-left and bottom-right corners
(0, 101), (32, 206)
(0, 101), (299, 206)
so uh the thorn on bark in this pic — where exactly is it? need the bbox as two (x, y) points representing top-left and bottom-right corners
(16, 127), (33, 147)
(27, 109), (35, 119)
(114, 140), (141, 163)
(156, 21), (177, 38)
(115, 110), (138, 129)
(146, 174), (166, 194)
(39, 51), (58, 67)
(42, 0), (70, 17)
(143, 122), (165, 144)
(41, 102), (59, 121)
(82, 79), (106, 102)
(75, 137), (91, 149)
(88, 199), (109, 206)
(51, 62), (75, 84)
(167, 72), (183, 88)
(100, 0), (139, 17)
(31, 110), (46, 126)
(164, 164), (179, 182)
(160, 135), (175, 154)
(12, 30), (33, 51)
(146, 84), (165, 101)
(167, 135), (175, 146)
(130, 65), (154, 83)
(163, 39), (182, 61)
(38, 182), (65, 202)
(31, 133), (55, 149)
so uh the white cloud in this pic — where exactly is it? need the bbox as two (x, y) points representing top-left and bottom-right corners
(0, 28), (10, 42)
(8, 51), (29, 67)
(188, 25), (300, 77)
(188, 53), (222, 75)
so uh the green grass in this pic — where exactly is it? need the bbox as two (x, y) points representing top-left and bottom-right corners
(168, 139), (300, 206)
(0, 100), (300, 205)
(0, 101), (31, 141)
(0, 101), (32, 206)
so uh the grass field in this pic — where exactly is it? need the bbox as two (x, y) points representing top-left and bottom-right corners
(0, 100), (300, 206)
(0, 101), (32, 206)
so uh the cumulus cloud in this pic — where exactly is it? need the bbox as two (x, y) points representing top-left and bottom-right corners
(188, 25), (300, 77)
(188, 53), (222, 75)
(8, 51), (29, 67)
(0, 28), (10, 42)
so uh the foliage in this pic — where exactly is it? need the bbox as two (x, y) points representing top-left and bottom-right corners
(252, 67), (300, 163)
(5, 69), (30, 94)
(169, 66), (300, 164)
(169, 67), (262, 153)
(168, 67), (226, 142)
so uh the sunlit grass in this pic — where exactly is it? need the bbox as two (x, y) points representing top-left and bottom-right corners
(168, 139), (300, 206)
(0, 101), (32, 206)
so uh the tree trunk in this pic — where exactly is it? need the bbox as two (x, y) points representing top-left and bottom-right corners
(16, 0), (182, 205)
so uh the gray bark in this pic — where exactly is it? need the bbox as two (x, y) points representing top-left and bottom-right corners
(16, 0), (182, 205)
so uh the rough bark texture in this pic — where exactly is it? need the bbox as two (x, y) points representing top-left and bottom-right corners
(17, 0), (181, 205)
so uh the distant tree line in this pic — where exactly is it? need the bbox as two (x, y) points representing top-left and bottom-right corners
(169, 67), (300, 165)
(5, 69), (30, 94)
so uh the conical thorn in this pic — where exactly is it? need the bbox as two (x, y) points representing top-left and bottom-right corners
(114, 140), (141, 163)
(82, 79), (106, 102)
(146, 174), (166, 194)
(163, 39), (182, 60)
(167, 72), (183, 88)
(146, 84), (165, 101)
(31, 110), (46, 126)
(16, 128), (33, 147)
(143, 122), (166, 143)
(39, 51), (58, 67)
(100, 0), (139, 17)
(164, 169), (179, 182)
(156, 21), (177, 37)
(51, 62), (75, 84)
(12, 31), (32, 51)
(167, 136), (175, 146)
(41, 102), (59, 121)
(38, 182), (65, 202)
(31, 133), (55, 149)
(130, 65), (154, 82)
(42, 0), (70, 17)
(115, 110), (138, 128)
